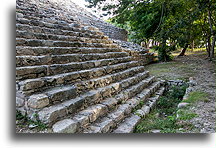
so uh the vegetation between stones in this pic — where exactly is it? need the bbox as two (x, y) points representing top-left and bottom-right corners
(135, 85), (194, 133)
(16, 111), (47, 131)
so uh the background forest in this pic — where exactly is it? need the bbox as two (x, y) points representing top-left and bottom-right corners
(85, 0), (215, 61)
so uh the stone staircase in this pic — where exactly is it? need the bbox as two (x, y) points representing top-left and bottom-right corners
(16, 0), (164, 133)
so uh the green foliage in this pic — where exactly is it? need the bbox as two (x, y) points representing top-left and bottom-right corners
(16, 110), (27, 121)
(177, 109), (198, 120)
(153, 44), (176, 61)
(16, 111), (47, 131)
(157, 85), (187, 115)
(86, 0), (216, 59)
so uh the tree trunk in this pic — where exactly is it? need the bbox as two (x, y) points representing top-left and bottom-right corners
(178, 44), (189, 56)
(210, 32), (215, 60)
(208, 1), (215, 60)
(191, 40), (194, 51)
(207, 35), (211, 57)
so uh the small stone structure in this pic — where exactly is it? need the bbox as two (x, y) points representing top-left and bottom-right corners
(16, 0), (163, 133)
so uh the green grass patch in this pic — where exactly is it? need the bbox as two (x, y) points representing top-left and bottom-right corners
(134, 111), (180, 133)
(182, 91), (209, 103)
(134, 85), (188, 133)
(16, 111), (47, 131)
(177, 109), (198, 120)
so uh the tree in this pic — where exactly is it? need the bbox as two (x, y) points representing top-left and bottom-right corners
(85, 0), (215, 61)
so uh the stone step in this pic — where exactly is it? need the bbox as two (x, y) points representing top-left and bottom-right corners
(16, 46), (122, 56)
(25, 66), (147, 110)
(16, 16), (103, 36)
(16, 30), (113, 44)
(17, 61), (141, 94)
(16, 56), (133, 80)
(84, 84), (164, 133)
(16, 24), (107, 40)
(16, 38), (118, 48)
(113, 87), (165, 133)
(52, 79), (161, 133)
(16, 51), (128, 67)
(16, 10), (82, 28)
(75, 66), (146, 93)
(37, 73), (155, 125)
(27, 84), (77, 109)
(16, 6), (83, 27)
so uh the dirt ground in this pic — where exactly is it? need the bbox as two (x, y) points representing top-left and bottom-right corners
(145, 51), (215, 133)
(178, 53), (215, 133)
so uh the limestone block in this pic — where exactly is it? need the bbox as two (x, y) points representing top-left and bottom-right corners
(86, 126), (101, 133)
(108, 110), (125, 123)
(46, 86), (77, 102)
(178, 102), (190, 108)
(52, 119), (78, 133)
(73, 114), (89, 126)
(16, 97), (24, 107)
(141, 106), (150, 114)
(101, 98), (118, 108)
(38, 104), (67, 124)
(62, 97), (84, 114)
(126, 98), (140, 108)
(16, 12), (24, 18)
(28, 94), (49, 109)
(20, 79), (45, 91)
(118, 104), (132, 115)
(97, 117), (114, 133)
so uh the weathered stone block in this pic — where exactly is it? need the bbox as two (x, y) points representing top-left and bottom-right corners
(46, 86), (77, 102)
(28, 94), (49, 109)
(73, 114), (89, 126)
(16, 97), (24, 107)
(97, 117), (114, 133)
(62, 97), (84, 114)
(52, 119), (78, 133)
(108, 110), (125, 123)
(118, 104), (132, 115)
(101, 98), (118, 108)
(89, 104), (108, 122)
(141, 105), (150, 114)
(38, 104), (67, 124)
(177, 102), (190, 108)
(126, 98), (140, 108)
(20, 79), (45, 91)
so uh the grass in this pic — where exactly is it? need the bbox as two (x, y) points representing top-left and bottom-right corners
(134, 90), (206, 133)
(134, 86), (197, 133)
(134, 111), (180, 133)
(177, 109), (198, 120)
(182, 91), (209, 103)
(171, 48), (206, 56)
(145, 61), (197, 80)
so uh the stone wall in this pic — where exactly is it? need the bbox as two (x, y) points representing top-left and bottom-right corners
(24, 0), (128, 41)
